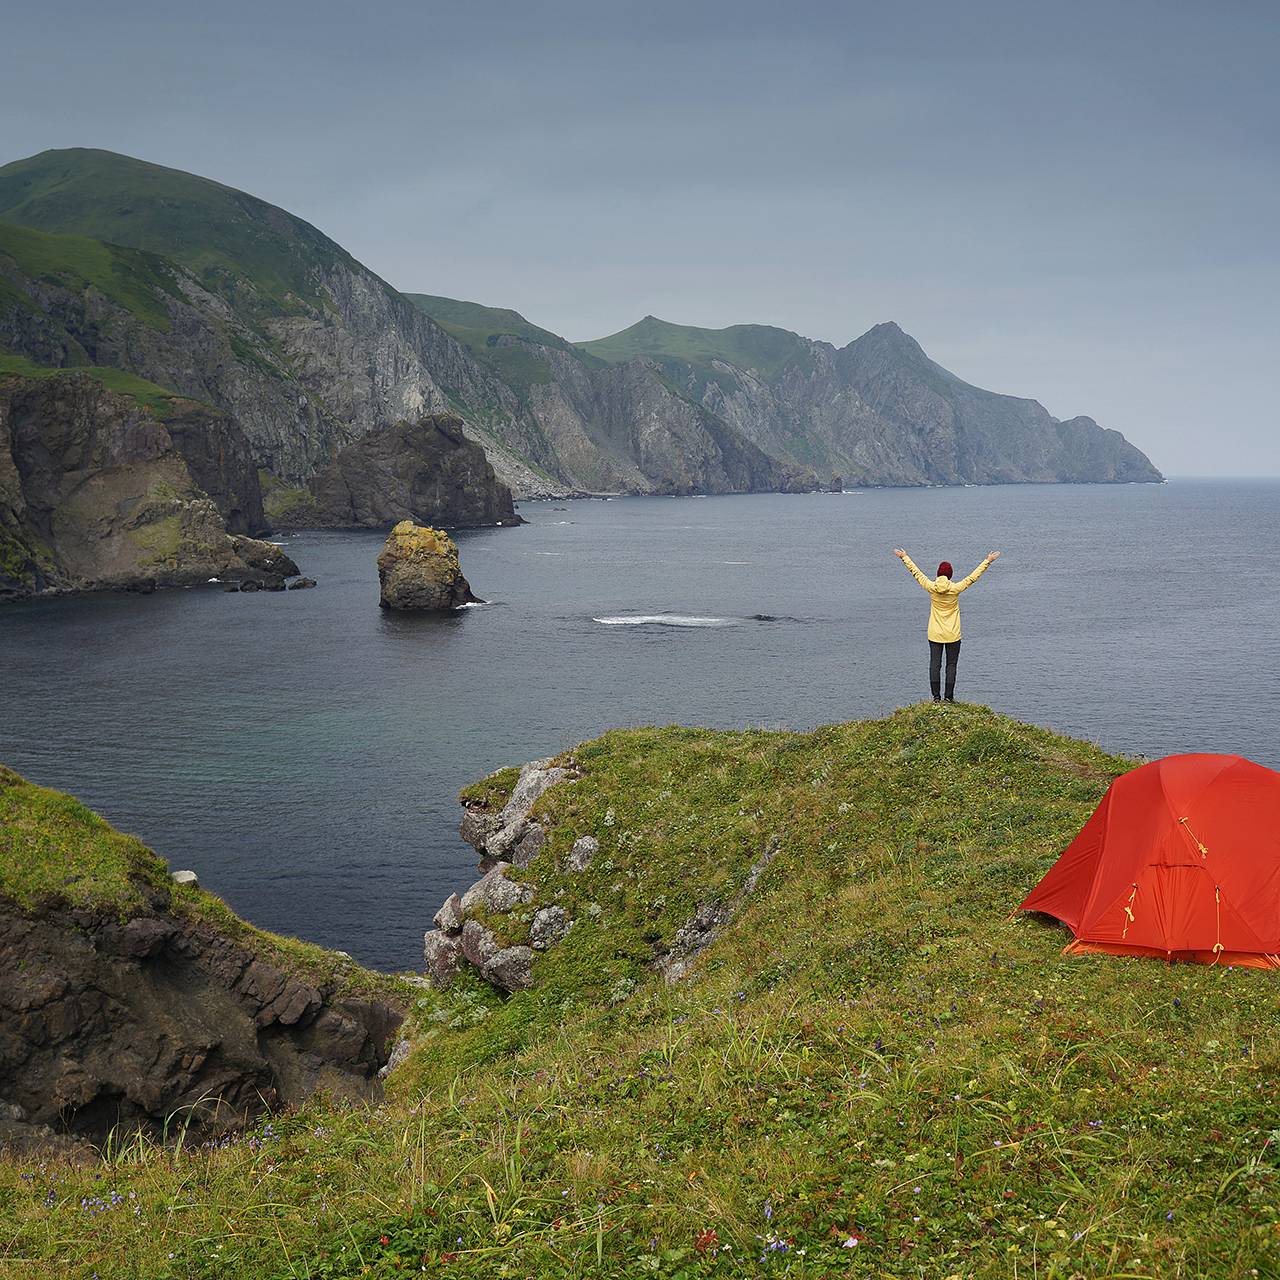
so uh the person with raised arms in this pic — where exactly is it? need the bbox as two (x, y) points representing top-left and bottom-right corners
(893, 548), (1001, 702)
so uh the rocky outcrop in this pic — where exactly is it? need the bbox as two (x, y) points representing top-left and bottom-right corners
(0, 898), (403, 1144)
(430, 752), (786, 995)
(300, 413), (519, 529)
(655, 836), (782, 983)
(0, 374), (298, 600)
(424, 757), (581, 993)
(376, 520), (478, 610)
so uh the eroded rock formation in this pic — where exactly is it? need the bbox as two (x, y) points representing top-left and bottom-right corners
(301, 413), (518, 529)
(0, 900), (403, 1145)
(376, 520), (478, 610)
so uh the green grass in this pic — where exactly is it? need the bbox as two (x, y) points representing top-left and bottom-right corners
(0, 765), (172, 915)
(2, 705), (1278, 1277)
(0, 149), (355, 316)
(0, 219), (182, 330)
(578, 315), (814, 386)
(0, 352), (193, 419)
(405, 295), (571, 352)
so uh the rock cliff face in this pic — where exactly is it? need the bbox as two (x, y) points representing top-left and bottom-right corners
(0, 153), (819, 501)
(376, 520), (479, 610)
(302, 414), (519, 529)
(0, 373), (295, 599)
(0, 900), (402, 1143)
(406, 297), (819, 495)
(518, 345), (816, 495)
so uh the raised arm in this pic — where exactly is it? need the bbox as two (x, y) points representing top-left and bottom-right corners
(893, 548), (934, 592)
(955, 550), (1001, 592)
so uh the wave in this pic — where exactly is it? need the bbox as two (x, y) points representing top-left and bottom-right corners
(593, 614), (736, 628)
(592, 611), (808, 628)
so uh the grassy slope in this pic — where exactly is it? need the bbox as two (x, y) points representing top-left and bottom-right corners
(404, 295), (570, 352)
(579, 315), (813, 385)
(1, 705), (1277, 1278)
(0, 149), (354, 314)
(0, 354), (195, 420)
(404, 293), (599, 400)
(0, 765), (405, 1006)
(0, 220), (183, 331)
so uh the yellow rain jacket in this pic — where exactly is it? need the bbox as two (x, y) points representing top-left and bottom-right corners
(901, 553), (992, 643)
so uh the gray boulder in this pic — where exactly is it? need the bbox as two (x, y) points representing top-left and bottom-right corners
(481, 946), (535, 992)
(511, 823), (545, 868)
(433, 893), (463, 933)
(459, 864), (532, 916)
(460, 919), (500, 969)
(530, 906), (571, 951)
(566, 836), (599, 872)
(423, 930), (462, 988)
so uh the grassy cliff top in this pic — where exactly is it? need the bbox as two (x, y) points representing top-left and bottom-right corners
(0, 765), (405, 1005)
(0, 149), (356, 314)
(405, 293), (571, 352)
(4, 705), (1279, 1278)
(0, 352), (194, 420)
(578, 315), (815, 382)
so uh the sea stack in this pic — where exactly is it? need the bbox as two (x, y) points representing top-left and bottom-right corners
(376, 520), (479, 611)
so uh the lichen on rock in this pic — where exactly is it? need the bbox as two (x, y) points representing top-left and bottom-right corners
(376, 519), (478, 611)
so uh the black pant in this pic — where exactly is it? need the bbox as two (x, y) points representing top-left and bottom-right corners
(929, 640), (961, 701)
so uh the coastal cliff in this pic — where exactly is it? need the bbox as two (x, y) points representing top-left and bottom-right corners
(579, 317), (1163, 487)
(0, 371), (296, 600)
(0, 766), (406, 1146)
(1, 151), (1157, 510)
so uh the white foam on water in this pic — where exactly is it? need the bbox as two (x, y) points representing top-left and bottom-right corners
(593, 614), (736, 628)
(456, 601), (492, 610)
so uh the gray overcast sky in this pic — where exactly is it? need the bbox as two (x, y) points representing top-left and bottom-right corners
(2, 0), (1277, 475)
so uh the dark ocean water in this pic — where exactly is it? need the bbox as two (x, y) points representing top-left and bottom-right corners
(3, 479), (1277, 970)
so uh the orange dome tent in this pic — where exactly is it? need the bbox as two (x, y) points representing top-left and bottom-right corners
(1020, 753), (1280, 968)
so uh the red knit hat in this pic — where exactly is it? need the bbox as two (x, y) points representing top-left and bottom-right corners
(936, 561), (953, 578)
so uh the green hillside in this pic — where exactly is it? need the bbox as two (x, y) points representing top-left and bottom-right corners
(0, 353), (191, 420)
(579, 315), (814, 383)
(405, 294), (570, 351)
(0, 149), (357, 314)
(0, 220), (183, 331)
(2, 704), (1275, 1277)
(405, 292), (596, 398)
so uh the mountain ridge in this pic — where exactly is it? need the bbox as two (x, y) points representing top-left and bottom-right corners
(0, 147), (1160, 507)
